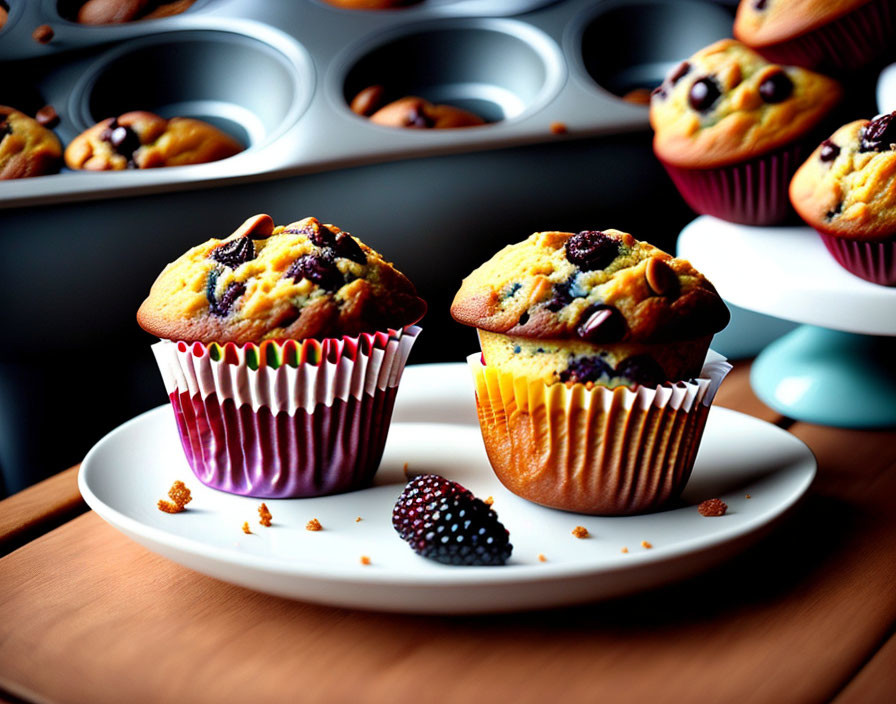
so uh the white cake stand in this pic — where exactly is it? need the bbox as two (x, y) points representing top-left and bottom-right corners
(678, 216), (896, 428)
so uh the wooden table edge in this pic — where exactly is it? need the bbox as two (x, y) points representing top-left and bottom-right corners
(0, 465), (86, 556)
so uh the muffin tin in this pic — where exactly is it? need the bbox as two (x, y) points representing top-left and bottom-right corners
(0, 0), (734, 207)
(0, 0), (737, 493)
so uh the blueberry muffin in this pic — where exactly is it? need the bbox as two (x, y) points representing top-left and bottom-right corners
(65, 111), (242, 170)
(451, 229), (729, 387)
(452, 228), (731, 516)
(734, 0), (895, 71)
(75, 0), (196, 24)
(0, 106), (63, 179)
(138, 214), (426, 343)
(790, 112), (896, 284)
(650, 39), (841, 224)
(140, 214), (425, 498)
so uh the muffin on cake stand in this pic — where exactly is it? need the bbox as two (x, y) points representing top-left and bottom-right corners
(678, 215), (896, 428)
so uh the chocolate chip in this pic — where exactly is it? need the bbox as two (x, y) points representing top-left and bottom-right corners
(615, 355), (665, 387)
(576, 304), (626, 343)
(819, 139), (840, 162)
(759, 70), (793, 104)
(826, 202), (843, 220)
(287, 254), (343, 290)
(518, 311), (530, 327)
(288, 220), (337, 248)
(35, 105), (60, 128)
(688, 76), (721, 112)
(754, 0), (768, 9)
(101, 120), (140, 160)
(565, 231), (620, 271)
(669, 61), (691, 85)
(559, 356), (614, 385)
(211, 237), (255, 269)
(334, 232), (367, 264)
(860, 112), (896, 152)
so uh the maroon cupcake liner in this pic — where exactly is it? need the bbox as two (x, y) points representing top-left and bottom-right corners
(151, 327), (420, 498)
(660, 140), (809, 226)
(752, 0), (896, 72)
(819, 232), (896, 286)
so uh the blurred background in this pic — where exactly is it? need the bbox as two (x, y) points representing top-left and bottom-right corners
(0, 0), (882, 496)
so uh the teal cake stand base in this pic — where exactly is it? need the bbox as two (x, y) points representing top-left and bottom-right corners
(750, 325), (896, 428)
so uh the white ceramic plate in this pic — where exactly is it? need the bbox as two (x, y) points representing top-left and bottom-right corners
(79, 363), (816, 614)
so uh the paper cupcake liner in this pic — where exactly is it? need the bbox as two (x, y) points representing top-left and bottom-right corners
(660, 141), (809, 226)
(151, 326), (420, 498)
(819, 232), (896, 286)
(751, 0), (896, 72)
(469, 351), (731, 516)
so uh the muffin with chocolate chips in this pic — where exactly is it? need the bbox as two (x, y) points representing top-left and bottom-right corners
(650, 39), (841, 225)
(790, 112), (896, 285)
(138, 214), (425, 498)
(451, 228), (731, 515)
(65, 110), (242, 171)
(734, 0), (896, 71)
(0, 105), (63, 179)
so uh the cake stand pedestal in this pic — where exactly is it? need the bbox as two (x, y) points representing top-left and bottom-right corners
(678, 216), (896, 428)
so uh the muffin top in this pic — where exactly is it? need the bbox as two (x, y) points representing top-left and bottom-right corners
(137, 214), (426, 344)
(650, 39), (841, 169)
(0, 105), (63, 179)
(790, 113), (896, 240)
(450, 229), (729, 345)
(65, 110), (242, 171)
(734, 0), (868, 47)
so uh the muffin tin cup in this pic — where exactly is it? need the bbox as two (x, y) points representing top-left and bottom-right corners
(749, 0), (896, 72)
(659, 139), (813, 227)
(468, 351), (731, 516)
(150, 327), (420, 499)
(818, 232), (896, 287)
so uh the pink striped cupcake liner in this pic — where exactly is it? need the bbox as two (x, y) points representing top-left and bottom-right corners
(661, 139), (810, 226)
(151, 326), (421, 498)
(819, 233), (896, 286)
(752, 0), (896, 72)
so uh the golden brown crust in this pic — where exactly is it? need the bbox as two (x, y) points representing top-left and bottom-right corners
(650, 40), (841, 168)
(451, 229), (728, 345)
(137, 214), (426, 344)
(790, 117), (896, 241)
(734, 0), (869, 47)
(65, 111), (242, 170)
(0, 106), (63, 179)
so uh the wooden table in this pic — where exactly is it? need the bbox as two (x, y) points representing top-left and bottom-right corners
(1, 362), (895, 704)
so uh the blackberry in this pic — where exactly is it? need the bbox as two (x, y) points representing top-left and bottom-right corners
(392, 474), (512, 566)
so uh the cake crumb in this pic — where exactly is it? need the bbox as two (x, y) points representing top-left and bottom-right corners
(258, 503), (272, 527)
(32, 24), (54, 43)
(36, 105), (60, 128)
(698, 498), (728, 517)
(157, 480), (192, 514)
(572, 526), (589, 539)
(360, 555), (371, 566)
(355, 516), (363, 523)
(550, 121), (568, 135)
(745, 494), (752, 499)
(306, 518), (323, 532)
(484, 496), (494, 506)
(621, 547), (629, 554)
(621, 87), (653, 105)
(538, 553), (547, 562)
(242, 522), (252, 534)
(402, 462), (410, 478)
(641, 541), (653, 549)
